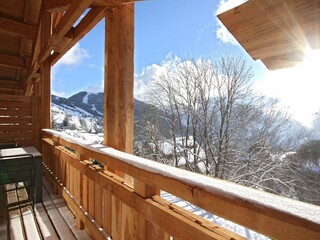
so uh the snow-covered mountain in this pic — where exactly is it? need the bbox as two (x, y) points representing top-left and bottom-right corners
(52, 92), (103, 133)
(51, 91), (147, 142)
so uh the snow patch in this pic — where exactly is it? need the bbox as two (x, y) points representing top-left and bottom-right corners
(82, 92), (91, 104)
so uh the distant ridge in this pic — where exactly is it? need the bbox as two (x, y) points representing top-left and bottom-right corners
(51, 91), (146, 132)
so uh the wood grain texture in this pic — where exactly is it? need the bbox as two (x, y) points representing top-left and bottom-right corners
(217, 0), (320, 70)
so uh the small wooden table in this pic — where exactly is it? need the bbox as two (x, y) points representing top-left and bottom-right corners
(0, 146), (42, 202)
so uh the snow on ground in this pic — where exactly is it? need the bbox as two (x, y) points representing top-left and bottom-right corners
(62, 129), (104, 144)
(82, 92), (90, 104)
(52, 105), (67, 124)
(52, 102), (94, 118)
(161, 191), (269, 240)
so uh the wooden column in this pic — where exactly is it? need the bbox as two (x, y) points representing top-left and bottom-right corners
(105, 4), (134, 240)
(104, 4), (166, 239)
(40, 8), (52, 130)
(104, 5), (134, 153)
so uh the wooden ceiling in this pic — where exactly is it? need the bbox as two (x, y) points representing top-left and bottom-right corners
(217, 0), (320, 70)
(0, 0), (136, 96)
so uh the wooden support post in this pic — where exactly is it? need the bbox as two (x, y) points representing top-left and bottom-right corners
(40, 7), (52, 130)
(75, 152), (85, 230)
(134, 181), (169, 239)
(104, 4), (134, 154)
(104, 4), (134, 240)
(32, 82), (41, 149)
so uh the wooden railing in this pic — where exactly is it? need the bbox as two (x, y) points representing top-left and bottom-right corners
(41, 129), (320, 240)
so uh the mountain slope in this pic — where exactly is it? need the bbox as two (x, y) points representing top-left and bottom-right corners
(52, 91), (147, 134)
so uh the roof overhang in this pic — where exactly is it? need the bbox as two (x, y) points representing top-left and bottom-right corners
(217, 0), (320, 70)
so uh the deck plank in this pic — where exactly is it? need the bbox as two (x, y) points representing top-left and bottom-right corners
(34, 201), (60, 240)
(0, 187), (8, 240)
(16, 186), (41, 240)
(41, 183), (77, 240)
(22, 207), (41, 240)
(1, 178), (92, 240)
(42, 177), (91, 240)
(6, 184), (25, 240)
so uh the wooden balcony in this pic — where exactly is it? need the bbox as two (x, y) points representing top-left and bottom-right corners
(0, 0), (320, 239)
(1, 92), (318, 239)
(0, 122), (320, 239)
(39, 129), (320, 240)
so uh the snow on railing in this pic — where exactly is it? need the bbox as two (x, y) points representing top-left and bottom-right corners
(41, 129), (320, 240)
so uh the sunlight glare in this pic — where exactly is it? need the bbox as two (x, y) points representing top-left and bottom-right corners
(253, 49), (320, 128)
(300, 49), (320, 79)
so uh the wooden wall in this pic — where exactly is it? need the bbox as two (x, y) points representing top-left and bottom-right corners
(0, 94), (40, 147)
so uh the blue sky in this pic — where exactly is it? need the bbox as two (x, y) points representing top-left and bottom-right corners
(52, 0), (258, 97)
(52, 0), (320, 127)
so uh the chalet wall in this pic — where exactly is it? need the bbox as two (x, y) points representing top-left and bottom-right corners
(0, 94), (40, 147)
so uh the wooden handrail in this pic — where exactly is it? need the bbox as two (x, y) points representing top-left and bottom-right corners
(41, 129), (320, 240)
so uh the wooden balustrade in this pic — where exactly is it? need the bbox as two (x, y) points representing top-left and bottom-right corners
(41, 129), (320, 240)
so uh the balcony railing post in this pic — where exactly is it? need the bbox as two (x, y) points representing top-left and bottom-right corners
(75, 152), (85, 230)
(134, 180), (170, 239)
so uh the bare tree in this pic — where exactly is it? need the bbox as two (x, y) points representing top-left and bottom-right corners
(141, 55), (309, 201)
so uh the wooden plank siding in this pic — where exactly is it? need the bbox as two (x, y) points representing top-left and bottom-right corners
(0, 94), (39, 147)
(41, 129), (320, 240)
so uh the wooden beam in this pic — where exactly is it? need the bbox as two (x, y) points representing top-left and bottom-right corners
(40, 8), (52, 129)
(25, 20), (41, 96)
(0, 54), (28, 69)
(0, 80), (24, 91)
(43, 0), (137, 12)
(53, 28), (74, 54)
(52, 12), (65, 28)
(38, 0), (93, 64)
(50, 7), (106, 66)
(94, 0), (139, 7)
(43, 0), (72, 12)
(0, 16), (36, 39)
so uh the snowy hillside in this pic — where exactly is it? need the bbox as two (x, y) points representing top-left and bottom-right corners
(51, 91), (166, 145)
(52, 93), (104, 142)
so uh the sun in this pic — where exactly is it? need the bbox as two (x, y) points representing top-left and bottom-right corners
(254, 48), (320, 128)
(298, 49), (320, 78)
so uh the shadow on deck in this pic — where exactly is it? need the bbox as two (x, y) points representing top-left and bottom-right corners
(0, 177), (91, 240)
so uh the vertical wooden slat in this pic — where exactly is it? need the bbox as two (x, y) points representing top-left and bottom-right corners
(88, 179), (95, 217)
(94, 182), (102, 226)
(135, 180), (168, 239)
(54, 147), (60, 194)
(81, 174), (88, 230)
(111, 196), (122, 239)
(69, 165), (74, 197)
(102, 188), (112, 235)
(31, 96), (40, 149)
(75, 153), (84, 229)
(74, 154), (81, 205)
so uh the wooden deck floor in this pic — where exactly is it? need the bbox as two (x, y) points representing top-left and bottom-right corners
(0, 178), (92, 240)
